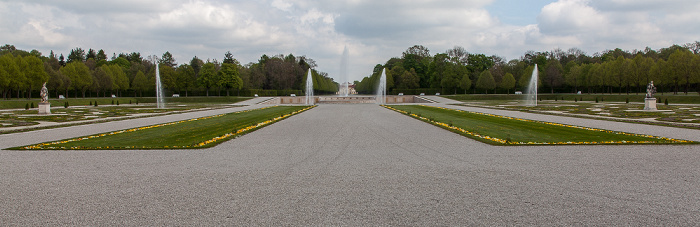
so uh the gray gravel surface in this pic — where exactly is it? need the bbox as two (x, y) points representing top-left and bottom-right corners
(2, 104), (699, 225)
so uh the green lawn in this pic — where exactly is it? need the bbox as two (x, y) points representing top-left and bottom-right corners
(19, 105), (313, 150)
(386, 105), (694, 145)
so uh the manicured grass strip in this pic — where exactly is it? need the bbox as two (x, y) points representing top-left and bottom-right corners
(19, 106), (314, 150)
(385, 105), (695, 145)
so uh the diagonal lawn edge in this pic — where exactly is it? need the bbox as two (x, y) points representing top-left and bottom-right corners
(384, 105), (696, 146)
(16, 105), (315, 150)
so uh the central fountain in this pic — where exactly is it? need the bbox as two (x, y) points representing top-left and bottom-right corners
(376, 68), (387, 104)
(305, 69), (314, 105)
(524, 64), (538, 106)
(339, 46), (349, 97)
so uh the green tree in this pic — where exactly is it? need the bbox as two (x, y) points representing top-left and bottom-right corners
(67, 47), (85, 63)
(621, 58), (636, 94)
(86, 48), (97, 60)
(650, 59), (669, 94)
(440, 64), (461, 94)
(97, 49), (107, 62)
(160, 51), (176, 67)
(399, 68), (420, 89)
(217, 63), (242, 96)
(132, 71), (149, 97)
(587, 63), (604, 93)
(459, 73), (472, 94)
(92, 67), (112, 97)
(198, 62), (217, 96)
(223, 51), (239, 65)
(476, 70), (496, 94)
(500, 72), (516, 94)
(565, 64), (582, 93)
(11, 55), (28, 98)
(0, 54), (15, 99)
(633, 55), (653, 94)
(608, 56), (626, 94)
(668, 49), (698, 94)
(176, 64), (195, 97)
(60, 61), (92, 98)
(110, 57), (131, 69)
(45, 61), (68, 98)
(22, 55), (48, 99)
(543, 59), (564, 93)
(159, 64), (177, 92)
(190, 56), (204, 78)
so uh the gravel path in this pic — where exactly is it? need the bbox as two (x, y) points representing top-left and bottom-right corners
(1, 102), (699, 225)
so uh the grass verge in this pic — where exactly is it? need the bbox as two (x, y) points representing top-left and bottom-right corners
(385, 105), (696, 145)
(17, 105), (314, 150)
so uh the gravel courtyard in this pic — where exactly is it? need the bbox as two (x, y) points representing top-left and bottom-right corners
(1, 102), (699, 225)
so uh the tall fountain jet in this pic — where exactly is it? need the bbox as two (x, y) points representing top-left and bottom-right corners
(525, 64), (538, 106)
(376, 68), (387, 104)
(305, 69), (314, 105)
(155, 59), (165, 109)
(339, 46), (349, 97)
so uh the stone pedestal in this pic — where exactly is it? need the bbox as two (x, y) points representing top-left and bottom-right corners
(644, 98), (657, 111)
(38, 102), (51, 115)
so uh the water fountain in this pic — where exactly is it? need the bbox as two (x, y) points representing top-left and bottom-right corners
(155, 60), (165, 109)
(305, 69), (314, 105)
(524, 64), (538, 106)
(376, 68), (387, 104)
(339, 46), (349, 97)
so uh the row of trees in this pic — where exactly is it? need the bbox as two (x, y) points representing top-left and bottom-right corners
(356, 43), (700, 95)
(0, 44), (338, 99)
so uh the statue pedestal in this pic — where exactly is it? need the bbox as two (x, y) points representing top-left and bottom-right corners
(644, 98), (657, 111)
(38, 102), (51, 115)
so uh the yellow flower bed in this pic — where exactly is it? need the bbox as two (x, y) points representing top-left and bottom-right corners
(22, 105), (315, 150)
(384, 105), (693, 145)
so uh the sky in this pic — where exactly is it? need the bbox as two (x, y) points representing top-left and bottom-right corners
(1, 0), (699, 83)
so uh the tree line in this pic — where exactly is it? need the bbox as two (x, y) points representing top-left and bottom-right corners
(355, 42), (700, 96)
(0, 44), (338, 99)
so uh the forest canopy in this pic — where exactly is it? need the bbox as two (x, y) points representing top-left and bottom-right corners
(1, 42), (699, 99)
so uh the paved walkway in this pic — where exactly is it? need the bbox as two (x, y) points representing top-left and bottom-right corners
(1, 98), (699, 225)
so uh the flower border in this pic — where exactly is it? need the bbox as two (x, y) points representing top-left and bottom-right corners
(21, 105), (315, 150)
(384, 105), (694, 145)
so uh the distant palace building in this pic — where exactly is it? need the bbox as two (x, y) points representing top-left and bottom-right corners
(337, 82), (357, 95)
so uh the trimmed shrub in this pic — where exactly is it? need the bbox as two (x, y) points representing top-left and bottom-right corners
(25, 103), (29, 110)
(30, 103), (35, 108)
(64, 102), (69, 108)
(595, 97), (599, 103)
(117, 100), (120, 106)
(665, 98), (668, 105)
(94, 101), (98, 107)
(626, 98), (629, 103)
(111, 100), (115, 105)
(89, 101), (92, 106)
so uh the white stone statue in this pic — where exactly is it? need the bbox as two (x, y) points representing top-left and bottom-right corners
(646, 81), (656, 98)
(40, 82), (49, 103)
